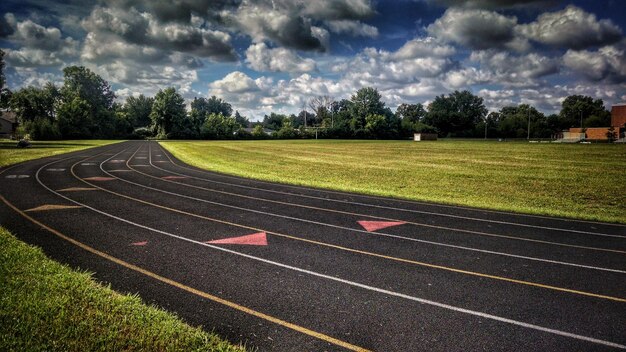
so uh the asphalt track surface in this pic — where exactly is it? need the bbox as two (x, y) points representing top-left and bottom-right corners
(1, 140), (625, 351)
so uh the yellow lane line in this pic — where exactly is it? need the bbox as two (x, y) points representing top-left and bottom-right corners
(0, 187), (370, 352)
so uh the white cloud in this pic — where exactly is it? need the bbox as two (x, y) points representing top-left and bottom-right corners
(326, 20), (378, 38)
(520, 6), (622, 50)
(469, 50), (559, 87)
(245, 43), (317, 73)
(563, 45), (626, 83)
(427, 8), (529, 51)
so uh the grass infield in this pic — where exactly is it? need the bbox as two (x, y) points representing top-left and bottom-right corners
(0, 227), (245, 352)
(0, 140), (120, 168)
(161, 139), (626, 224)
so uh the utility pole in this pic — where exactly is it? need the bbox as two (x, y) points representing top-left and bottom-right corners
(484, 117), (488, 140)
(527, 107), (531, 140)
(580, 109), (583, 129)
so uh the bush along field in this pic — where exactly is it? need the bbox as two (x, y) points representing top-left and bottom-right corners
(161, 139), (626, 224)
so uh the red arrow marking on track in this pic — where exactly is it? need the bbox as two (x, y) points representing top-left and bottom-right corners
(357, 220), (406, 232)
(162, 176), (188, 180)
(206, 232), (268, 246)
(131, 241), (148, 246)
(83, 176), (115, 181)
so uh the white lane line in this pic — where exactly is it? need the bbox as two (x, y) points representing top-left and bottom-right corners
(145, 145), (625, 255)
(33, 154), (626, 351)
(154, 143), (626, 236)
(80, 144), (621, 273)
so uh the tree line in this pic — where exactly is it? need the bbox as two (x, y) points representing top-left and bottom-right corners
(0, 56), (614, 141)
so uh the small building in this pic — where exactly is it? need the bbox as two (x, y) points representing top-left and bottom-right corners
(0, 111), (17, 139)
(413, 133), (438, 141)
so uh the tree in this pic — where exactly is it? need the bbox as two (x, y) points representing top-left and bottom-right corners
(0, 49), (10, 109)
(424, 90), (487, 137)
(234, 110), (249, 127)
(58, 66), (116, 138)
(397, 103), (428, 137)
(309, 95), (334, 127)
(200, 113), (239, 139)
(150, 87), (187, 139)
(262, 113), (287, 130)
(496, 104), (548, 139)
(10, 83), (59, 124)
(559, 95), (610, 129)
(124, 94), (154, 128)
(349, 87), (387, 131)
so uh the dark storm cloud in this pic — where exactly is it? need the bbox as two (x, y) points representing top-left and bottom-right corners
(82, 6), (237, 61)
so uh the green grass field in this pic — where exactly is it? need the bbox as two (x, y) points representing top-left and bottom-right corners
(0, 227), (245, 352)
(161, 139), (626, 223)
(0, 140), (120, 167)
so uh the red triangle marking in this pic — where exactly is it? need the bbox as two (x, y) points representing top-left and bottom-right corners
(358, 220), (406, 232)
(84, 176), (115, 181)
(206, 232), (268, 246)
(162, 175), (188, 180)
(131, 241), (148, 246)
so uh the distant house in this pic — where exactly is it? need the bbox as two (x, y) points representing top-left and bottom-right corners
(242, 127), (275, 136)
(0, 111), (17, 139)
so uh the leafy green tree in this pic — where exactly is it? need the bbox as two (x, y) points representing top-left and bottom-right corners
(275, 118), (299, 139)
(424, 90), (487, 137)
(364, 114), (387, 137)
(200, 113), (239, 139)
(397, 103), (429, 137)
(559, 95), (610, 129)
(234, 110), (249, 127)
(150, 87), (187, 139)
(207, 96), (232, 117)
(0, 49), (10, 109)
(10, 83), (59, 124)
(262, 113), (287, 131)
(496, 104), (548, 138)
(57, 96), (92, 138)
(349, 87), (387, 131)
(124, 94), (154, 128)
(251, 124), (267, 138)
(58, 66), (116, 138)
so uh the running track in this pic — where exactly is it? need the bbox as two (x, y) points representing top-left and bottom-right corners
(1, 140), (625, 351)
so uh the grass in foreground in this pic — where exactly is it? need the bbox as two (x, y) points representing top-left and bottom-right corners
(0, 140), (120, 168)
(0, 226), (245, 352)
(161, 139), (626, 223)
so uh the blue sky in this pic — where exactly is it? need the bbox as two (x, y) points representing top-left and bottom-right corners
(1, 0), (625, 120)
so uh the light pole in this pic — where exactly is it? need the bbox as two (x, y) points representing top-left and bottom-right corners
(527, 107), (531, 140)
(580, 110), (583, 129)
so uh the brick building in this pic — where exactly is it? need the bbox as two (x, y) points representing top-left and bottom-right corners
(567, 104), (625, 141)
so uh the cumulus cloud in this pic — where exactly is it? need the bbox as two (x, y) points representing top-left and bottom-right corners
(245, 43), (316, 73)
(82, 6), (236, 61)
(326, 20), (378, 38)
(428, 0), (557, 9)
(427, 8), (528, 51)
(3, 16), (79, 67)
(520, 5), (622, 50)
(563, 45), (626, 83)
(226, 4), (323, 51)
(470, 50), (559, 87)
